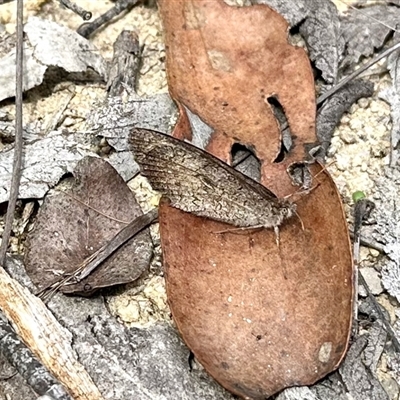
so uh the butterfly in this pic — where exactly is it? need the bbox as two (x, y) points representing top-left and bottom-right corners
(129, 128), (295, 230)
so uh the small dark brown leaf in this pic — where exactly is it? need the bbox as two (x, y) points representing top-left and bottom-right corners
(25, 157), (153, 294)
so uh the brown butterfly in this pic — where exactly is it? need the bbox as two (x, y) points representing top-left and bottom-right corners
(129, 128), (295, 230)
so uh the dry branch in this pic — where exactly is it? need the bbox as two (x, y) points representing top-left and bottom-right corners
(0, 267), (104, 400)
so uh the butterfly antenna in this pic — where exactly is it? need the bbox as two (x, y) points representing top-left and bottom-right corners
(294, 209), (305, 231)
(312, 160), (337, 180)
(285, 160), (336, 201)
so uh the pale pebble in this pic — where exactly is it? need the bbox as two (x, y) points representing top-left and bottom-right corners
(357, 98), (370, 108)
(340, 129), (358, 144)
(349, 118), (363, 131)
(360, 267), (383, 295)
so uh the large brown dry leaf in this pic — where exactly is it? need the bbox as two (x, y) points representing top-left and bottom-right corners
(158, 1), (353, 398)
(25, 157), (152, 294)
(158, 0), (316, 192)
(159, 166), (352, 398)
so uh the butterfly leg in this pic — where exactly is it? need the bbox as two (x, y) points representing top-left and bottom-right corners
(274, 226), (280, 248)
(213, 225), (264, 235)
(274, 226), (288, 279)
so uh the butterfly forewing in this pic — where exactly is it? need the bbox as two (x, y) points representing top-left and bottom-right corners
(130, 128), (294, 229)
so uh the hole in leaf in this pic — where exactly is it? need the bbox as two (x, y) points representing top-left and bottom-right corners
(231, 143), (261, 182)
(267, 96), (292, 163)
(274, 140), (286, 163)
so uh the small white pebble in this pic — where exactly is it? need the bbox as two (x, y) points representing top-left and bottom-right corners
(369, 249), (380, 258)
(349, 118), (364, 131)
(340, 129), (358, 144)
(63, 117), (76, 127)
(357, 98), (370, 108)
(349, 103), (359, 114)
(360, 267), (383, 295)
(341, 115), (351, 124)
(336, 155), (350, 171)
(370, 101), (383, 113)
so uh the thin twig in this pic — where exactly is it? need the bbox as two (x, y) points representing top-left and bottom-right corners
(39, 208), (158, 299)
(0, 0), (24, 266)
(58, 0), (92, 21)
(317, 40), (400, 106)
(353, 198), (375, 321)
(349, 232), (386, 254)
(337, 0), (399, 32)
(77, 0), (141, 38)
(352, 197), (400, 352)
(232, 152), (252, 168)
(0, 3), (76, 398)
(358, 271), (400, 352)
(0, 317), (72, 400)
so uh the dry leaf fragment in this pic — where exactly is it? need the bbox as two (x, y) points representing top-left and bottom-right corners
(298, 0), (344, 84)
(255, 0), (345, 84)
(341, 5), (400, 65)
(0, 17), (107, 102)
(159, 0), (316, 192)
(0, 130), (97, 204)
(317, 79), (374, 155)
(379, 31), (400, 167)
(25, 156), (152, 294)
